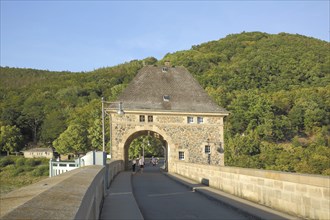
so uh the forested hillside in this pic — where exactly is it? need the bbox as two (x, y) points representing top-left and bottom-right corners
(1, 32), (329, 175)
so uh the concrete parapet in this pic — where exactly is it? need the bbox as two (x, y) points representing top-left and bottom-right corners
(106, 160), (124, 188)
(0, 160), (124, 220)
(172, 162), (330, 219)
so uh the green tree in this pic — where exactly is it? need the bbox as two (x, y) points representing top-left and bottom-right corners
(129, 135), (164, 159)
(40, 110), (67, 145)
(87, 119), (103, 151)
(53, 124), (88, 157)
(18, 94), (45, 144)
(0, 125), (23, 155)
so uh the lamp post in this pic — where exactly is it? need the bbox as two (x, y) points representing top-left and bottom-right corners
(142, 143), (145, 161)
(102, 97), (105, 152)
(101, 99), (125, 156)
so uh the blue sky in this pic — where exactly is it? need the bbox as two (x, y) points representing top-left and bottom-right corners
(1, 1), (329, 72)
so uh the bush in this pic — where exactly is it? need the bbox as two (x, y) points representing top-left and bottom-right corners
(12, 167), (25, 176)
(0, 157), (15, 167)
(15, 158), (26, 166)
(31, 165), (49, 177)
(25, 159), (42, 167)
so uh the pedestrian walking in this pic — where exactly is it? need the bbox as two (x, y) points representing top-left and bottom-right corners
(139, 157), (144, 173)
(132, 158), (137, 173)
(151, 156), (156, 166)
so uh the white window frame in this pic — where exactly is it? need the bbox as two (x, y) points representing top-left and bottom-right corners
(179, 151), (185, 160)
(139, 115), (145, 122)
(197, 117), (204, 124)
(204, 145), (211, 154)
(187, 117), (194, 124)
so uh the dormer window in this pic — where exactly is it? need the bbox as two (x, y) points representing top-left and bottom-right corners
(162, 67), (168, 72)
(163, 95), (170, 102)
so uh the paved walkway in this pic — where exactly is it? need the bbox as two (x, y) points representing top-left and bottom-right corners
(100, 163), (297, 220)
(132, 166), (249, 220)
(100, 171), (143, 220)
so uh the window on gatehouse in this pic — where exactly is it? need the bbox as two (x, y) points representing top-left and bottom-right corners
(187, 117), (193, 124)
(139, 115), (145, 122)
(148, 115), (153, 122)
(179, 151), (185, 160)
(205, 145), (211, 154)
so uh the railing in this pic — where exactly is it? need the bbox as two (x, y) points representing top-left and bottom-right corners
(49, 151), (107, 177)
(49, 159), (80, 177)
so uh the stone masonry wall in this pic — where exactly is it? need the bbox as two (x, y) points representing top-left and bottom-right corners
(172, 161), (330, 219)
(110, 112), (225, 169)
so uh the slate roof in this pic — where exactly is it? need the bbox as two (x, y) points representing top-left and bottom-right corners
(112, 66), (228, 114)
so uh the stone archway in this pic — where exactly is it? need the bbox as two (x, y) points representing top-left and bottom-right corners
(119, 127), (175, 171)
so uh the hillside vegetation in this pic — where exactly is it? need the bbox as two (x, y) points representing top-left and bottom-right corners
(1, 32), (329, 175)
(0, 156), (49, 195)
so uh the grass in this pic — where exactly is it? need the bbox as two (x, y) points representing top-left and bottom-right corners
(0, 156), (49, 196)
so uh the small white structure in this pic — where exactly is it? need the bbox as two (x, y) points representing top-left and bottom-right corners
(23, 148), (54, 159)
(49, 151), (107, 177)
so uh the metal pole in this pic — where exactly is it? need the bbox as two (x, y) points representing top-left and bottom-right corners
(162, 146), (166, 169)
(109, 114), (112, 159)
(49, 159), (53, 177)
(102, 97), (105, 152)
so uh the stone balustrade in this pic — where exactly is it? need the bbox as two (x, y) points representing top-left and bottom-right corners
(0, 160), (124, 220)
(171, 161), (330, 219)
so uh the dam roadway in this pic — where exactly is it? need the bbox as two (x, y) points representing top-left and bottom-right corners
(100, 161), (293, 220)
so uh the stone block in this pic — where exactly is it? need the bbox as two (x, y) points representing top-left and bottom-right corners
(290, 194), (301, 204)
(264, 179), (274, 187)
(308, 187), (323, 198)
(274, 180), (283, 189)
(295, 184), (307, 193)
(323, 188), (330, 200)
(284, 183), (295, 192)
(257, 178), (265, 186)
(302, 196), (311, 206)
(321, 199), (330, 210)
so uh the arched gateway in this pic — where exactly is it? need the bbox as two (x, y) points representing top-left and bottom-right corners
(104, 64), (229, 172)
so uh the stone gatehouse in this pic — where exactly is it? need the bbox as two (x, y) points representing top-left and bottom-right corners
(105, 64), (228, 171)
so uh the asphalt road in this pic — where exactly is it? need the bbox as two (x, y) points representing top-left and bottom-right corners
(132, 163), (251, 220)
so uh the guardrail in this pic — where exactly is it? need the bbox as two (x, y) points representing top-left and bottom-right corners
(49, 160), (80, 177)
(49, 151), (107, 177)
